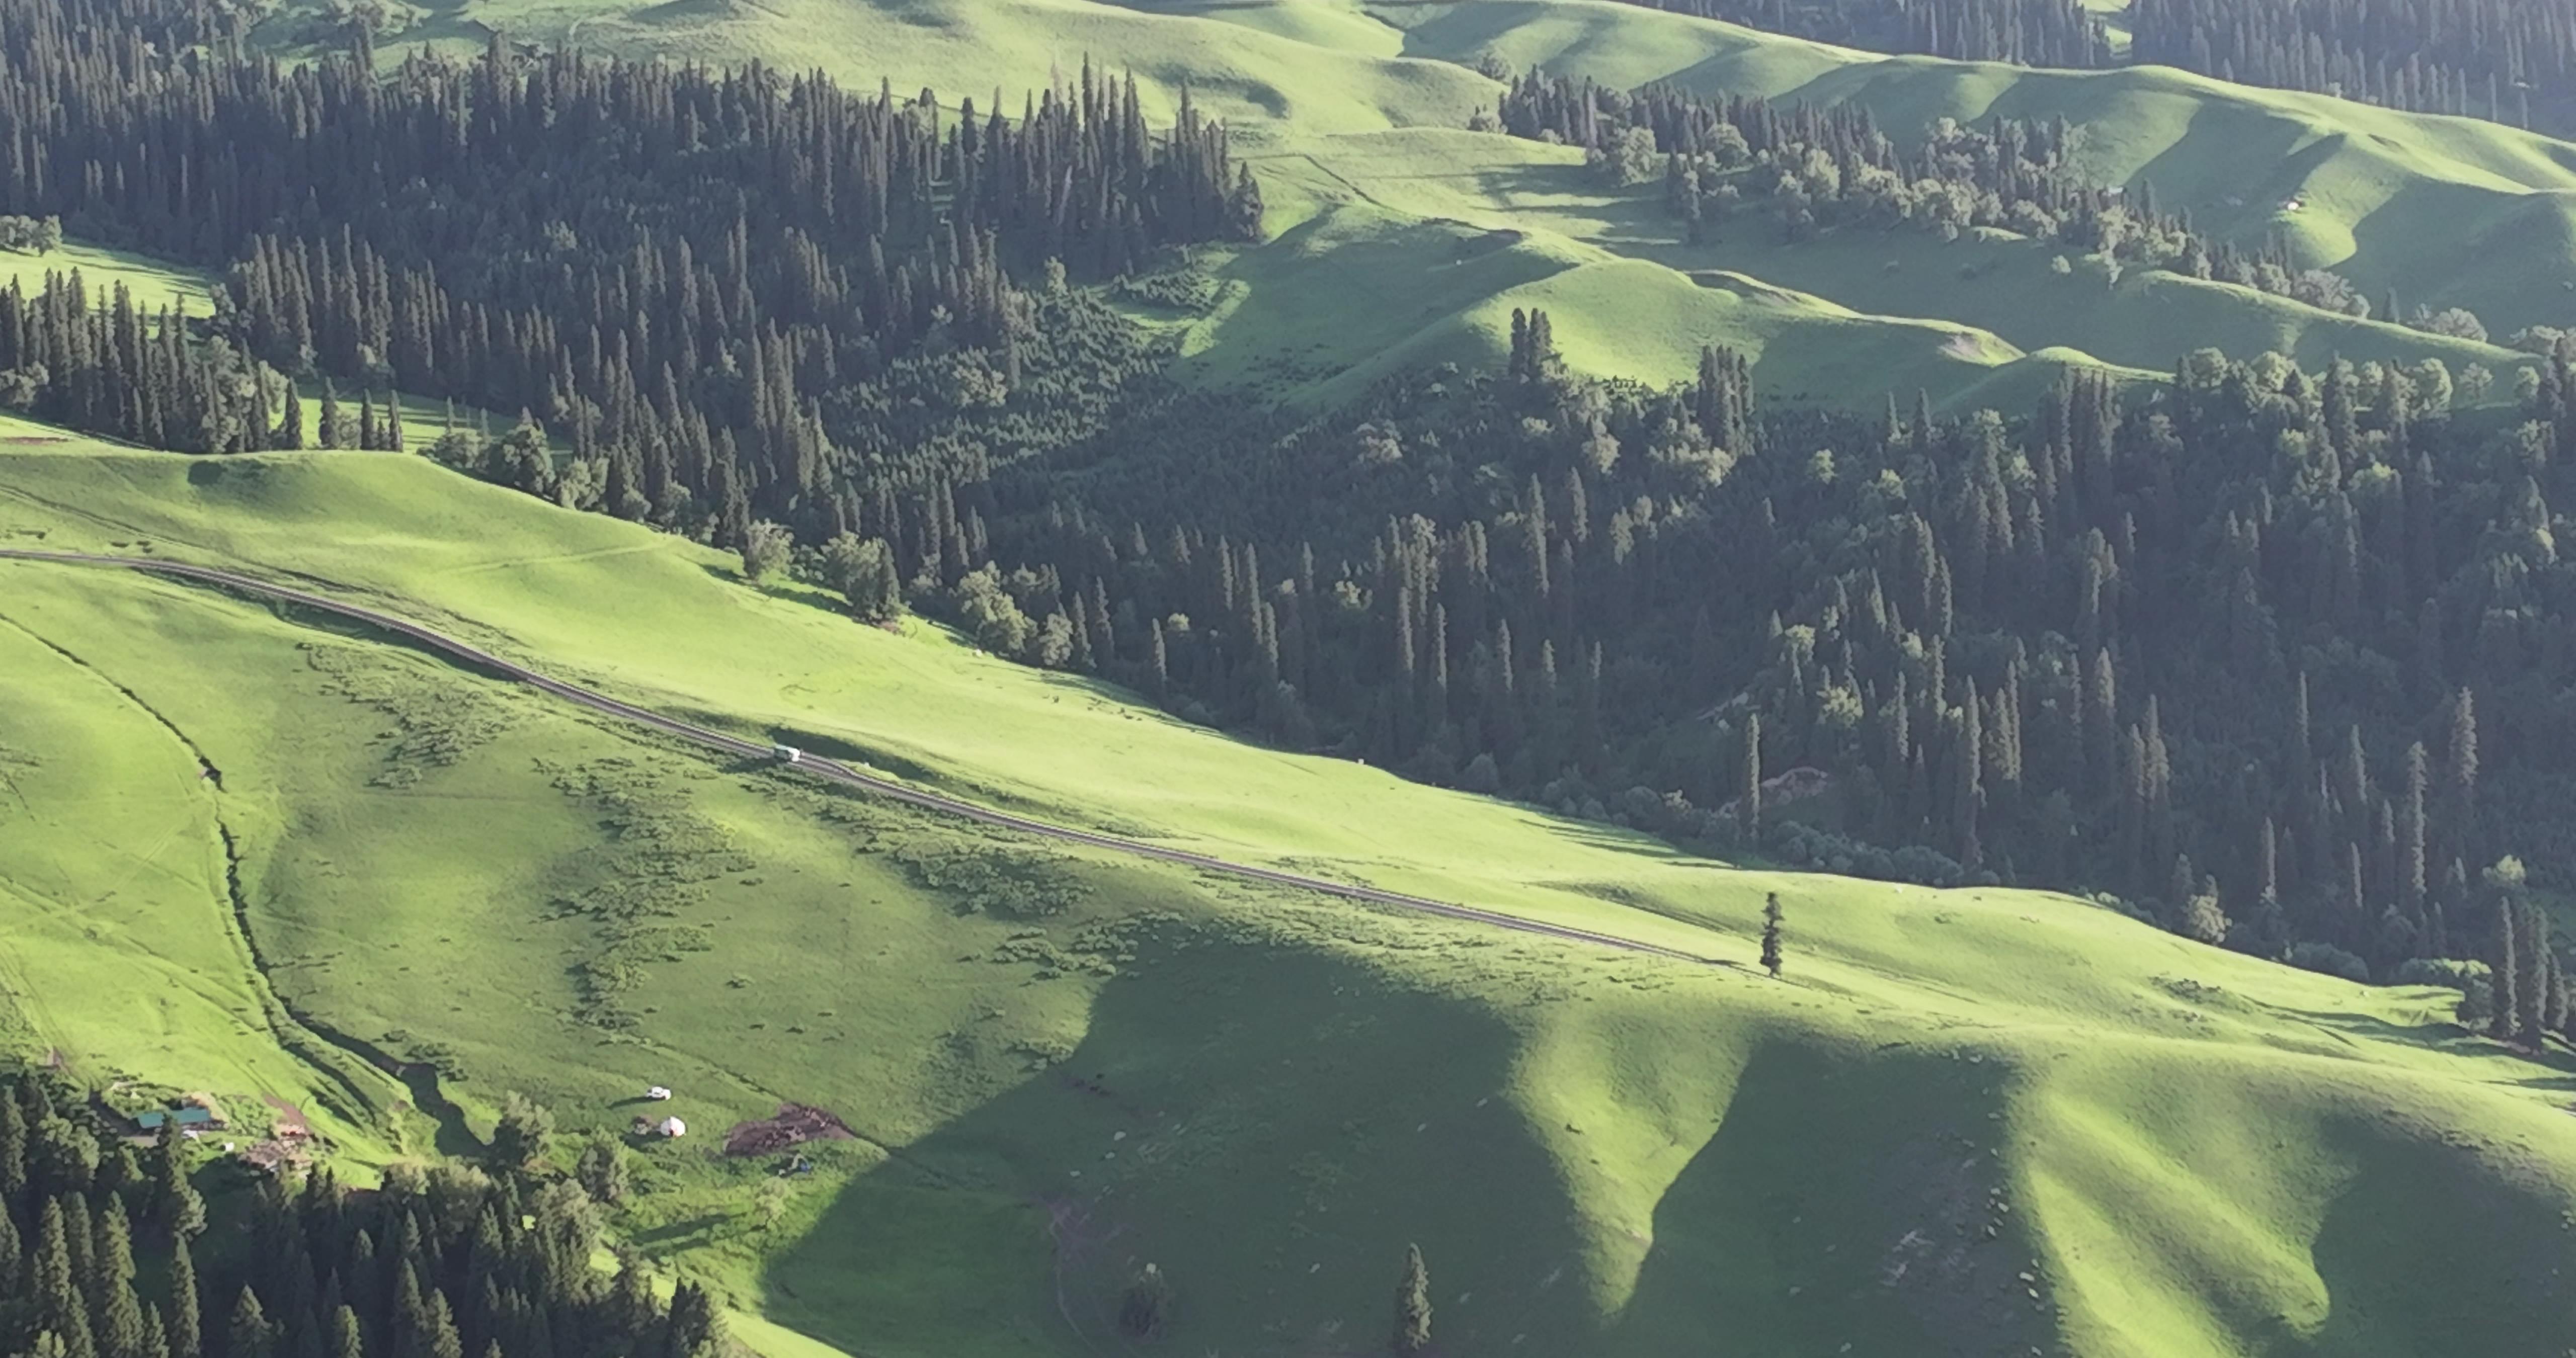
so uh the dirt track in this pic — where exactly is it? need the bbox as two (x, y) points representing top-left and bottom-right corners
(0, 547), (1721, 965)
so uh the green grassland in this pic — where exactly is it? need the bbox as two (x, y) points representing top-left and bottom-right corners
(224, 0), (2576, 410)
(7, 438), (2576, 1355)
(1166, 202), (2138, 410)
(1221, 129), (2528, 405)
(1366, 0), (2576, 340)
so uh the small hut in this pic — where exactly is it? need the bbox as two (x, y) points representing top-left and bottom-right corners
(657, 1116), (687, 1139)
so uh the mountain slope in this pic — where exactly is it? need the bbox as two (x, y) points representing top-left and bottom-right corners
(6, 438), (2576, 1356)
(353, 0), (2576, 400)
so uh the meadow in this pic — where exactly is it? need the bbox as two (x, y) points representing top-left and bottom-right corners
(5, 436), (2576, 1356)
(260, 0), (2576, 412)
(6, 0), (2576, 1352)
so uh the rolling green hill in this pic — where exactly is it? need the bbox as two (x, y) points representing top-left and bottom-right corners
(13, 1), (2576, 1353)
(248, 0), (2576, 408)
(7, 436), (2576, 1357)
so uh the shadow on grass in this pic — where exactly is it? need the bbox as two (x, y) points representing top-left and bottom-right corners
(2263, 1002), (2576, 1088)
(751, 935), (1596, 1357)
(2284, 1111), (2576, 1354)
(1613, 1042), (2052, 1358)
(632, 1211), (743, 1250)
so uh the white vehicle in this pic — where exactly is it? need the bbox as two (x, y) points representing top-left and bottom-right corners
(646, 1085), (672, 1101)
(772, 744), (803, 764)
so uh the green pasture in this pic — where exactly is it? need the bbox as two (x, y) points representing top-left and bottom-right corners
(3, 439), (2575, 1355)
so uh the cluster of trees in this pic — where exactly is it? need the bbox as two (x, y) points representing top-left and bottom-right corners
(959, 305), (2573, 993)
(2480, 859), (2576, 1045)
(1490, 75), (2381, 317)
(1594, 0), (2576, 137)
(0, 273), (294, 453)
(2130, 0), (2576, 134)
(0, 0), (1260, 541)
(335, 270), (2567, 994)
(0, 271), (423, 455)
(0, 1071), (723, 1358)
(0, 214), (58, 254)
(1595, 0), (2111, 67)
(8, 0), (2575, 1000)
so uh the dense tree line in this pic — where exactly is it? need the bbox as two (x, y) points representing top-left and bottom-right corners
(1595, 0), (2112, 68)
(7, 0), (2575, 1001)
(0, 271), (299, 453)
(959, 308), (2575, 998)
(0, 0), (1259, 537)
(1490, 74), (2395, 321)
(0, 1072), (723, 1358)
(1598, 0), (2575, 136)
(2130, 0), (2576, 134)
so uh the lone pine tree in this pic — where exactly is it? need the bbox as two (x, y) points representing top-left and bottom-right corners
(1762, 893), (1786, 978)
(1393, 1244), (1432, 1357)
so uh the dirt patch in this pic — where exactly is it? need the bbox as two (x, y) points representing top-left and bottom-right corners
(261, 1093), (312, 1139)
(722, 1102), (856, 1156)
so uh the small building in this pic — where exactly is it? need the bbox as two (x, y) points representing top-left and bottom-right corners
(646, 1086), (673, 1101)
(658, 1116), (687, 1139)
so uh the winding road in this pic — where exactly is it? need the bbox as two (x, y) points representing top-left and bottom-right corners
(0, 548), (1721, 965)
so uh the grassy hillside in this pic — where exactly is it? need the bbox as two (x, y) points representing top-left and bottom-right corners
(1169, 202), (2143, 410)
(222, 0), (2572, 412)
(1370, 0), (2576, 338)
(7, 438), (2576, 1356)
(1240, 128), (2533, 392)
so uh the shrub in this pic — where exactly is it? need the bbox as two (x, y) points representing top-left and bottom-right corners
(2285, 941), (2370, 983)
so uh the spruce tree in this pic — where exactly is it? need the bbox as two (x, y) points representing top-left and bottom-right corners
(326, 1308), (361, 1358)
(573, 1133), (627, 1206)
(1, 1093), (26, 1202)
(660, 1283), (718, 1358)
(151, 1130), (205, 1241)
(1761, 892), (1785, 978)
(2519, 905), (2549, 1045)
(37, 1197), (95, 1358)
(1739, 713), (1763, 842)
(227, 1291), (274, 1358)
(485, 1094), (553, 1174)
(166, 1238), (202, 1358)
(2491, 902), (2521, 1043)
(317, 381), (343, 450)
(0, 1198), (21, 1291)
(1392, 1244), (1432, 1358)
(94, 1208), (147, 1358)
(420, 1293), (463, 1358)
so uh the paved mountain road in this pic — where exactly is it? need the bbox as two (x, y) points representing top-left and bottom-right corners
(0, 547), (1721, 965)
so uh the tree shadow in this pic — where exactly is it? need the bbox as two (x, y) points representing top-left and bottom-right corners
(2279, 1112), (2576, 1355)
(752, 939), (1599, 1357)
(1607, 1042), (2055, 1357)
(2257, 1002), (2576, 1089)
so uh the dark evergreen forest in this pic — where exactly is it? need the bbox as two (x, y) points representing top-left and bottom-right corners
(2129, 0), (2576, 133)
(0, 1072), (718, 1358)
(3, 0), (2575, 1021)
(1602, 0), (2576, 135)
(1598, 0), (2114, 68)
(1489, 74), (2400, 323)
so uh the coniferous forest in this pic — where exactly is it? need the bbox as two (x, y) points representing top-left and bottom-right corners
(3, 0), (2576, 1028)
(0, 1072), (717, 1358)
(1602, 0), (2576, 135)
